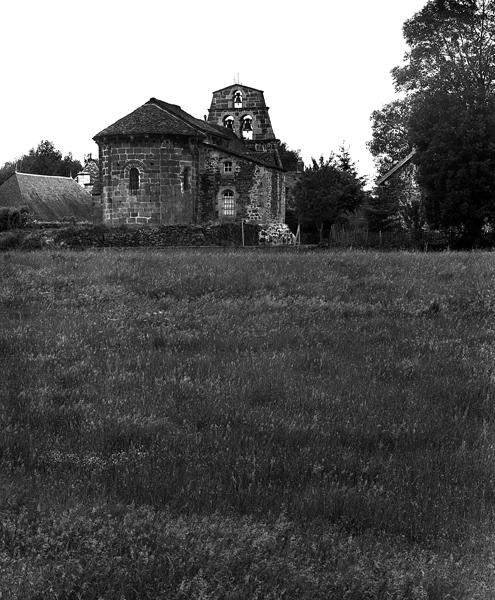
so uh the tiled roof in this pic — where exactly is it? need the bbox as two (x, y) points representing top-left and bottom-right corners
(245, 150), (282, 169)
(0, 172), (93, 221)
(93, 103), (202, 139)
(204, 143), (284, 171)
(94, 98), (234, 141)
(148, 98), (231, 140)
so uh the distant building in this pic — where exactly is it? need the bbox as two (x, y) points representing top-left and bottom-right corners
(93, 83), (287, 226)
(76, 154), (99, 194)
(0, 172), (94, 221)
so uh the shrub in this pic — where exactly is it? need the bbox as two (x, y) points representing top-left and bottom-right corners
(20, 232), (44, 250)
(0, 230), (23, 249)
(0, 206), (32, 231)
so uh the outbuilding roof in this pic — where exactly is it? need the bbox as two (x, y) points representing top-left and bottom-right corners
(0, 172), (93, 221)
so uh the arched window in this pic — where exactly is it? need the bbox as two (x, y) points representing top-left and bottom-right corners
(129, 167), (139, 194)
(222, 190), (235, 217)
(223, 115), (234, 129)
(241, 116), (253, 140)
(233, 90), (243, 109)
(223, 161), (233, 173)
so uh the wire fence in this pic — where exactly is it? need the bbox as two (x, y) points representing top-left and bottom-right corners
(322, 225), (451, 250)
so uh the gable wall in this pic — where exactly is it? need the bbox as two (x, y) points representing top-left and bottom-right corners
(198, 147), (285, 224)
(0, 174), (22, 208)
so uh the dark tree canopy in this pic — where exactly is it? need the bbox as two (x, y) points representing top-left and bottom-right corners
(370, 0), (495, 242)
(0, 140), (82, 186)
(409, 90), (495, 235)
(294, 151), (368, 242)
(277, 142), (301, 171)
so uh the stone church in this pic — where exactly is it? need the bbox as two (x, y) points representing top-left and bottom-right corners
(93, 84), (286, 226)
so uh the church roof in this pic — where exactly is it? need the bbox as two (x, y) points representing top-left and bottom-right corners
(94, 98), (234, 141)
(245, 150), (282, 169)
(93, 102), (202, 139)
(148, 98), (231, 140)
(0, 172), (93, 221)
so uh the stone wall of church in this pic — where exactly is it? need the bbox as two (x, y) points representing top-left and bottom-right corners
(98, 137), (198, 226)
(97, 137), (284, 227)
(198, 147), (285, 224)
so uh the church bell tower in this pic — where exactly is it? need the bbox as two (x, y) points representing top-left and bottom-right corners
(207, 83), (279, 153)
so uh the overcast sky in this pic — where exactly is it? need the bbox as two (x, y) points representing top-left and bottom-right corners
(1, 0), (427, 185)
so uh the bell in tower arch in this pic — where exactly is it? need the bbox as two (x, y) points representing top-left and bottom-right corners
(233, 91), (243, 108)
(241, 116), (253, 140)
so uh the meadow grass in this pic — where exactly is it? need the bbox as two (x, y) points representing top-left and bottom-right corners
(2, 248), (495, 598)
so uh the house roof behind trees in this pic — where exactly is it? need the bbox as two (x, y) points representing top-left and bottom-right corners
(0, 172), (93, 221)
(376, 150), (416, 186)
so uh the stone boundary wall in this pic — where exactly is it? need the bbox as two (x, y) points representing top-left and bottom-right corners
(0, 223), (262, 250)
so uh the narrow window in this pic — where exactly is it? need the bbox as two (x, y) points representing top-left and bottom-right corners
(223, 115), (234, 129)
(183, 167), (191, 191)
(233, 90), (243, 109)
(222, 190), (235, 217)
(129, 167), (139, 194)
(224, 161), (233, 173)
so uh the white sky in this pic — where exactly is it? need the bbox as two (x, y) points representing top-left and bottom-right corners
(0, 0), (427, 185)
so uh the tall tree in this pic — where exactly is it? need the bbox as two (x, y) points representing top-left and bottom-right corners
(277, 142), (301, 171)
(392, 0), (495, 241)
(294, 153), (368, 243)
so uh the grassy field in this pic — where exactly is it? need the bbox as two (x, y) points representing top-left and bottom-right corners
(2, 248), (495, 599)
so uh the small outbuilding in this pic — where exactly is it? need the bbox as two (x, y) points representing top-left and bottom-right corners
(0, 172), (94, 221)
